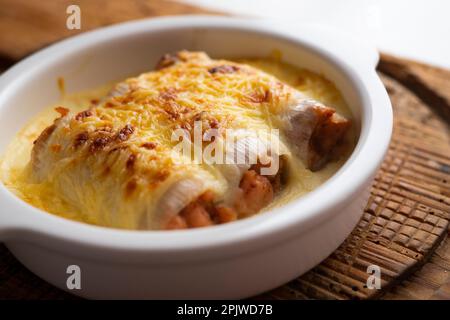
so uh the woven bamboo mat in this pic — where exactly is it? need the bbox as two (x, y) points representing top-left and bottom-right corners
(0, 0), (449, 300)
(260, 69), (450, 299)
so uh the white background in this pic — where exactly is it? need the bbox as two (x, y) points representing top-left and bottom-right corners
(182, 0), (450, 69)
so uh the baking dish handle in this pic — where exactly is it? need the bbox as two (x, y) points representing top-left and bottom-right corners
(307, 23), (379, 70)
(0, 190), (26, 242)
(0, 215), (13, 242)
(272, 21), (379, 71)
(0, 214), (14, 242)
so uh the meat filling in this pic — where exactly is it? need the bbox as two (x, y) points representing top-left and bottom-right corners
(164, 161), (284, 230)
(308, 112), (350, 171)
(233, 170), (274, 218)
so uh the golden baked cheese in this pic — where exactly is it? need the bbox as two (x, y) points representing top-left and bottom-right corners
(0, 51), (354, 230)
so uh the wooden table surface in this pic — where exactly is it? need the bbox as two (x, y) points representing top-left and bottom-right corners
(0, 0), (449, 300)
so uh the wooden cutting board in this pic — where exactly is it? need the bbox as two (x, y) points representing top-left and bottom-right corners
(0, 0), (449, 300)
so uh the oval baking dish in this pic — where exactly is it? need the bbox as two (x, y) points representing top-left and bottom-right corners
(0, 16), (392, 299)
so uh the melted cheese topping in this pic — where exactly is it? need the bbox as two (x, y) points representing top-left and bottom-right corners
(0, 52), (355, 228)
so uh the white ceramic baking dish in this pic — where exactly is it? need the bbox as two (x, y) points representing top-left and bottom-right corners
(0, 16), (392, 299)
